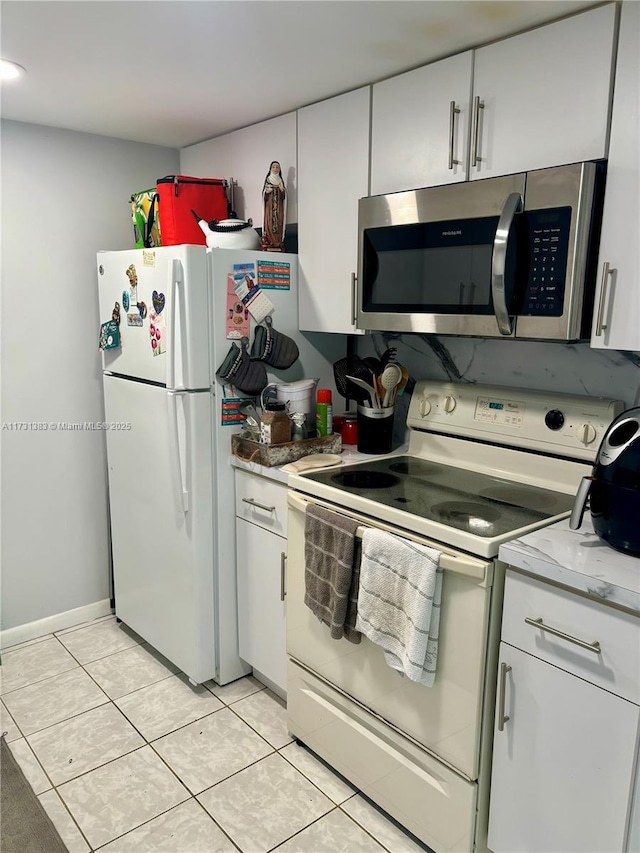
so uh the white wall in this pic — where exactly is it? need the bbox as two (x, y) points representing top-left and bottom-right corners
(1, 120), (179, 634)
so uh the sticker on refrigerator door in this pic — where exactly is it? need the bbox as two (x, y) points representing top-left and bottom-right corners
(125, 264), (138, 304)
(122, 290), (130, 311)
(149, 312), (166, 356)
(226, 274), (250, 340)
(152, 290), (165, 314)
(232, 267), (274, 324)
(257, 259), (290, 290)
(137, 301), (148, 319)
(221, 396), (245, 426)
(232, 262), (256, 284)
(99, 320), (121, 351)
(142, 250), (156, 267)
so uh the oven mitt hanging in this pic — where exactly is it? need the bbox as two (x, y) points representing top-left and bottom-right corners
(216, 337), (268, 395)
(251, 315), (299, 370)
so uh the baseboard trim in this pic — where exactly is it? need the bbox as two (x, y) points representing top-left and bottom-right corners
(1, 600), (113, 649)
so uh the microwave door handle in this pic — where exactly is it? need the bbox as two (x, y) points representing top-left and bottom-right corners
(491, 192), (522, 336)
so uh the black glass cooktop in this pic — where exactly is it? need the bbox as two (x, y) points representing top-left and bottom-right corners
(303, 455), (574, 538)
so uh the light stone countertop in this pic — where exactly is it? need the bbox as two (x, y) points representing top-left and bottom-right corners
(499, 516), (640, 615)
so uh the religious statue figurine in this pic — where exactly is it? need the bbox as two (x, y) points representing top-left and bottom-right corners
(260, 160), (286, 252)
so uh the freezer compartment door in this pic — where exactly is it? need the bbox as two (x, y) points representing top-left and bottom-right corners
(103, 375), (216, 683)
(97, 246), (210, 389)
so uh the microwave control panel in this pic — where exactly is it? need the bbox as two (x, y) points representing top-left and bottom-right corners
(522, 206), (571, 317)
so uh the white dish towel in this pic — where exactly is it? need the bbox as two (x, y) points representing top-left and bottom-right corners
(355, 528), (443, 687)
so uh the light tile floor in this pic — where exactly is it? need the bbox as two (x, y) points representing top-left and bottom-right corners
(1, 615), (429, 852)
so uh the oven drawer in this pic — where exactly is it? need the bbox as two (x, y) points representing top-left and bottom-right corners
(235, 469), (288, 536)
(501, 570), (640, 703)
(288, 659), (477, 853)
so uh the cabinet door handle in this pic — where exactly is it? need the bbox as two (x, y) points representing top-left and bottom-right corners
(280, 552), (287, 601)
(498, 661), (511, 732)
(595, 262), (612, 336)
(525, 617), (601, 654)
(471, 95), (485, 167)
(351, 272), (358, 327)
(448, 101), (461, 170)
(242, 498), (275, 513)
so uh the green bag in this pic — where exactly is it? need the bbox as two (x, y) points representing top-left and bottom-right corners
(130, 188), (161, 248)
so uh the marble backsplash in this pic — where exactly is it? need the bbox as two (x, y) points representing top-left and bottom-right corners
(356, 333), (640, 443)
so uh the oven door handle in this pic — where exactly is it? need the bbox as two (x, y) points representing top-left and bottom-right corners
(287, 490), (488, 581)
(491, 192), (522, 337)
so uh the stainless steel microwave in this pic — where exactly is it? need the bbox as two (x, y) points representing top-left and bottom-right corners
(356, 162), (605, 340)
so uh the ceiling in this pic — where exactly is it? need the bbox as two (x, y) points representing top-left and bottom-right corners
(1, 0), (602, 150)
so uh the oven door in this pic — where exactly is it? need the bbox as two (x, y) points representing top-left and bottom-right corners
(286, 489), (495, 781)
(357, 174), (526, 337)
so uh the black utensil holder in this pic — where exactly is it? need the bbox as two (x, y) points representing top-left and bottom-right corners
(357, 405), (394, 454)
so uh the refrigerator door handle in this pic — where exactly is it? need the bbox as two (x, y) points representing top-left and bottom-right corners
(167, 390), (189, 512)
(168, 258), (184, 390)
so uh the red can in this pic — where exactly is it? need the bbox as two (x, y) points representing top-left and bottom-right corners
(340, 418), (358, 445)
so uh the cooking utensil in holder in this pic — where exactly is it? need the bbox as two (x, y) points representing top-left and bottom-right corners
(357, 404), (394, 454)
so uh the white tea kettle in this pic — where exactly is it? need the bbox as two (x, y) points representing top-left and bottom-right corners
(191, 209), (260, 250)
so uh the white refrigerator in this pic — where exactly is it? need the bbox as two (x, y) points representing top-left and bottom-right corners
(97, 245), (338, 685)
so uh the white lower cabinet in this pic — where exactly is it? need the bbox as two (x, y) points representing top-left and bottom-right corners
(489, 571), (640, 853)
(489, 643), (639, 853)
(235, 473), (287, 697)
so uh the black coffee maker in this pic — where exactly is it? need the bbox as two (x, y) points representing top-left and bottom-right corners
(570, 407), (640, 556)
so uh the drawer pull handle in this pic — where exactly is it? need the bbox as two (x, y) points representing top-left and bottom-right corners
(498, 661), (511, 732)
(242, 498), (275, 513)
(448, 100), (461, 170)
(595, 262), (612, 336)
(280, 552), (287, 602)
(525, 617), (601, 654)
(471, 95), (484, 167)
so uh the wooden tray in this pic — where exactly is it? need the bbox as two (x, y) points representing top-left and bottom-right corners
(232, 433), (342, 467)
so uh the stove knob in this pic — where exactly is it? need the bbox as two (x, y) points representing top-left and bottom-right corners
(579, 423), (597, 445)
(545, 409), (565, 431)
(419, 398), (432, 417)
(443, 395), (457, 414)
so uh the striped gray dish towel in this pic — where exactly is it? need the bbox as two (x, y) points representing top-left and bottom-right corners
(355, 528), (442, 686)
(304, 504), (362, 643)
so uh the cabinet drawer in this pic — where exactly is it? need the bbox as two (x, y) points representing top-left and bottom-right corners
(502, 570), (640, 703)
(234, 469), (288, 536)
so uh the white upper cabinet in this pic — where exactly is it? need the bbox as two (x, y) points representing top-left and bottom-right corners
(591, 1), (640, 352)
(371, 52), (472, 195)
(297, 87), (369, 334)
(470, 4), (617, 180)
(225, 113), (298, 227)
(180, 113), (297, 225)
(180, 134), (233, 183)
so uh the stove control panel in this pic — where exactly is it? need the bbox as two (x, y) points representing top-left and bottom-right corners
(407, 381), (624, 461)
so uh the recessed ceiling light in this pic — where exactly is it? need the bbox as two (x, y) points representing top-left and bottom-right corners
(0, 59), (26, 81)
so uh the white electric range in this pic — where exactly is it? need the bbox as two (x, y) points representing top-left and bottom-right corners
(286, 380), (622, 853)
